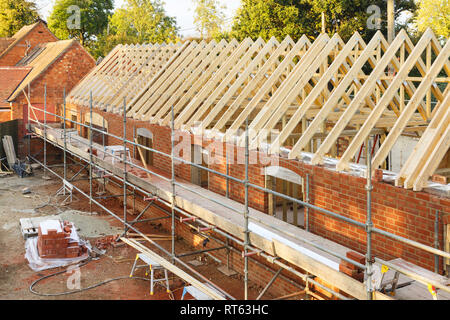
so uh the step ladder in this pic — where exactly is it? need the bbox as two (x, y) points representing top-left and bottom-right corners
(129, 253), (170, 295)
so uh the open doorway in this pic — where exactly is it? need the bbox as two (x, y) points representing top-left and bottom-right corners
(265, 166), (304, 228)
(83, 112), (108, 146)
(136, 128), (153, 166)
(191, 144), (209, 189)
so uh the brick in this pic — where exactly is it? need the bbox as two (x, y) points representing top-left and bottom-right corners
(346, 251), (366, 265)
(431, 174), (447, 185)
(339, 264), (358, 277)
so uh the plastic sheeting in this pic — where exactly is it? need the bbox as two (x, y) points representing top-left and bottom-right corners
(25, 236), (91, 272)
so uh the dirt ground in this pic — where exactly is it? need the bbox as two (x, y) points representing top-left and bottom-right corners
(0, 167), (273, 300)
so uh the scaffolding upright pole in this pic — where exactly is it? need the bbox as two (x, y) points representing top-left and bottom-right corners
(435, 209), (440, 273)
(89, 91), (93, 212)
(123, 98), (128, 236)
(305, 174), (310, 232)
(244, 117), (250, 300)
(171, 105), (176, 262)
(63, 88), (67, 186)
(27, 83), (30, 158)
(43, 84), (47, 178)
(366, 140), (374, 300)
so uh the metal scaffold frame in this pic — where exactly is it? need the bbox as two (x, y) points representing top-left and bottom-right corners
(24, 85), (450, 300)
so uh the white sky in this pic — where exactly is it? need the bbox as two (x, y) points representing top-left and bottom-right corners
(35, 0), (242, 38)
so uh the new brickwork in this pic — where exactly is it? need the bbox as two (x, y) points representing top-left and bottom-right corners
(61, 104), (450, 296)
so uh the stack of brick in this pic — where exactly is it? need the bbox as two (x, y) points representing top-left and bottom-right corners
(37, 220), (86, 259)
(339, 251), (366, 282)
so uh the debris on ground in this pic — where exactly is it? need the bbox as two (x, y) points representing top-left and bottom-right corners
(95, 235), (120, 250)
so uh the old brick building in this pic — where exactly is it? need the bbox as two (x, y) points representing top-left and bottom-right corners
(0, 22), (95, 155)
(0, 20), (58, 66)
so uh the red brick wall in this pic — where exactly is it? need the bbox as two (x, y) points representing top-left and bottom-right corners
(67, 105), (450, 274)
(0, 109), (10, 121)
(0, 22), (58, 66)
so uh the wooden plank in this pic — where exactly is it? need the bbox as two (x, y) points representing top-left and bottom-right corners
(121, 237), (226, 300)
(199, 37), (280, 130)
(289, 32), (383, 162)
(373, 40), (450, 175)
(155, 39), (230, 123)
(224, 35), (311, 142)
(336, 28), (435, 171)
(147, 40), (220, 122)
(269, 32), (362, 153)
(138, 41), (208, 120)
(244, 34), (330, 147)
(250, 34), (343, 149)
(211, 36), (295, 133)
(160, 40), (239, 126)
(174, 38), (254, 128)
(294, 30), (406, 162)
(272, 240), (392, 300)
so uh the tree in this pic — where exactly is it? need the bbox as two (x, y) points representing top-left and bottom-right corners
(415, 0), (449, 38)
(192, 0), (226, 39)
(231, 0), (315, 42)
(0, 0), (39, 37)
(48, 0), (114, 46)
(231, 0), (416, 42)
(92, 0), (179, 58)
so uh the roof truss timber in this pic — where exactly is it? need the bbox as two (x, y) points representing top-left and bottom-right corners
(67, 29), (449, 191)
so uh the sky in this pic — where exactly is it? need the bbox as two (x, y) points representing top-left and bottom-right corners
(35, 0), (242, 38)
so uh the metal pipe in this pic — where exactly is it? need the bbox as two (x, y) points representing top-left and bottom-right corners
(435, 210), (440, 273)
(27, 83), (31, 158)
(28, 155), (236, 300)
(171, 104), (176, 262)
(63, 88), (67, 187)
(29, 116), (366, 270)
(31, 107), (450, 293)
(375, 257), (450, 294)
(123, 98), (128, 236)
(176, 246), (227, 258)
(244, 117), (250, 300)
(257, 268), (282, 300)
(365, 140), (374, 300)
(226, 147), (229, 198)
(306, 174), (310, 231)
(43, 85), (47, 178)
(89, 92), (93, 212)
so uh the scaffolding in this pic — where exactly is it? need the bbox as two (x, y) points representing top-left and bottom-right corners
(24, 85), (450, 300)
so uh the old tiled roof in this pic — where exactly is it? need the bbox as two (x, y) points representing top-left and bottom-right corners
(8, 40), (77, 101)
(0, 67), (31, 103)
(0, 21), (54, 59)
(0, 38), (14, 53)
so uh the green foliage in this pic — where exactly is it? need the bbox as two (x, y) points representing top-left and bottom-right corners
(48, 0), (113, 46)
(230, 0), (416, 42)
(0, 0), (39, 37)
(415, 0), (449, 38)
(91, 0), (179, 59)
(192, 0), (226, 39)
(231, 0), (315, 42)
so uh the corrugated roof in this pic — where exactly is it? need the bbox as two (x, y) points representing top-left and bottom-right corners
(8, 39), (76, 101)
(0, 66), (31, 103)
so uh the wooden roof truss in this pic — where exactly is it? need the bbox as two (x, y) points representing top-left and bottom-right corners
(68, 30), (449, 191)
